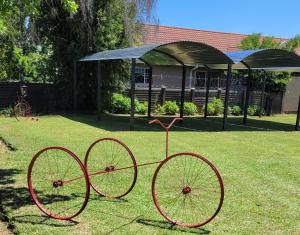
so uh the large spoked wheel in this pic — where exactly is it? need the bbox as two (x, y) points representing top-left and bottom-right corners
(152, 153), (224, 228)
(14, 101), (32, 121)
(28, 147), (90, 220)
(84, 138), (137, 198)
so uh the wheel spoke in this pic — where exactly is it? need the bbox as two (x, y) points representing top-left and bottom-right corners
(152, 153), (224, 227)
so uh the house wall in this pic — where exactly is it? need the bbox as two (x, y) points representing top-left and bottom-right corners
(282, 76), (300, 113)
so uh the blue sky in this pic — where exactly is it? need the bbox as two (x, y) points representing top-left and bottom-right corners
(156, 0), (300, 38)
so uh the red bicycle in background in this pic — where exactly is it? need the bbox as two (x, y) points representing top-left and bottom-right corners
(28, 118), (224, 228)
(14, 93), (32, 121)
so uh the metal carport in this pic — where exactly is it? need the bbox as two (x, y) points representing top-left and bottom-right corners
(225, 49), (300, 130)
(77, 41), (233, 130)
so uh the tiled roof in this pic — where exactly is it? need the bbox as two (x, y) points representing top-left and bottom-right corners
(143, 24), (297, 54)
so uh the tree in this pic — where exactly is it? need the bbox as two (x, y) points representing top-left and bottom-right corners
(239, 33), (293, 92)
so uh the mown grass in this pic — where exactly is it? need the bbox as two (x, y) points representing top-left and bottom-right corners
(0, 114), (299, 235)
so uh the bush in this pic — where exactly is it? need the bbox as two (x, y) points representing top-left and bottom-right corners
(183, 102), (198, 116)
(154, 104), (165, 114)
(135, 101), (148, 115)
(110, 93), (130, 114)
(212, 98), (224, 114)
(203, 98), (224, 116)
(0, 106), (14, 117)
(231, 105), (242, 116)
(247, 105), (263, 116)
(163, 101), (179, 115)
(206, 103), (215, 115)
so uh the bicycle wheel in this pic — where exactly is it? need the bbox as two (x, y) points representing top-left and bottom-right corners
(14, 101), (31, 120)
(152, 152), (224, 228)
(28, 147), (90, 220)
(84, 138), (137, 198)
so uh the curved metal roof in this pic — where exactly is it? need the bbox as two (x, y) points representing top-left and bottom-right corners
(79, 41), (233, 66)
(226, 49), (300, 68)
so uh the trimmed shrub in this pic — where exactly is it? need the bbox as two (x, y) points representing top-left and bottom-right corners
(135, 101), (148, 115)
(212, 98), (224, 114)
(206, 103), (215, 116)
(231, 105), (242, 116)
(154, 104), (165, 114)
(203, 98), (224, 116)
(183, 102), (198, 116)
(247, 105), (263, 116)
(110, 93), (130, 114)
(163, 101), (179, 115)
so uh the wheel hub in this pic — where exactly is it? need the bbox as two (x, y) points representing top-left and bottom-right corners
(52, 180), (63, 188)
(105, 166), (115, 172)
(182, 186), (192, 195)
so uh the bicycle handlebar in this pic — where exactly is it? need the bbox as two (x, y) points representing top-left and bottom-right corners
(148, 117), (183, 130)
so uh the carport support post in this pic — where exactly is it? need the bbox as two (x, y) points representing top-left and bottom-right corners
(204, 68), (211, 118)
(96, 61), (102, 121)
(296, 95), (300, 131)
(73, 60), (77, 112)
(223, 64), (232, 130)
(259, 71), (267, 117)
(147, 66), (153, 118)
(243, 68), (251, 125)
(180, 65), (187, 118)
(130, 58), (136, 130)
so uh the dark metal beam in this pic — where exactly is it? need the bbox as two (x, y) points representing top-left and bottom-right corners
(180, 65), (187, 118)
(130, 58), (136, 130)
(139, 58), (153, 118)
(296, 95), (300, 131)
(96, 61), (102, 121)
(204, 65), (211, 118)
(147, 67), (153, 118)
(259, 71), (267, 117)
(223, 64), (232, 130)
(243, 67), (251, 125)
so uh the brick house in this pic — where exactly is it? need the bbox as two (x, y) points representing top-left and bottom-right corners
(132, 24), (300, 113)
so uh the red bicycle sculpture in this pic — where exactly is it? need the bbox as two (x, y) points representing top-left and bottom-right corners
(28, 118), (224, 228)
(14, 94), (32, 121)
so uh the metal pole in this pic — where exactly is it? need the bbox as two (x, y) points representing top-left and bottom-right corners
(97, 61), (102, 121)
(130, 59), (136, 130)
(73, 60), (77, 112)
(259, 71), (267, 117)
(296, 95), (300, 131)
(204, 68), (211, 118)
(180, 65), (187, 118)
(243, 68), (251, 125)
(147, 67), (153, 118)
(223, 64), (232, 130)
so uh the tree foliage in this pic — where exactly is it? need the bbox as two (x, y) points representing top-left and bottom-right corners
(239, 33), (298, 92)
(0, 0), (156, 109)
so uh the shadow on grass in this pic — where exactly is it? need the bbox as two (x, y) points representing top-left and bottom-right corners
(13, 215), (78, 227)
(62, 113), (297, 132)
(0, 168), (83, 229)
(136, 218), (210, 234)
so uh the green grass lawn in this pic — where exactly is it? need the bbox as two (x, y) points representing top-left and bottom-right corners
(0, 114), (299, 234)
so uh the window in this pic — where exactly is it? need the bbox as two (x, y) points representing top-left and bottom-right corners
(195, 71), (206, 87)
(135, 67), (150, 84)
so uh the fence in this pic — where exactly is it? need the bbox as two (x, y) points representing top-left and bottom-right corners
(124, 87), (281, 114)
(0, 82), (57, 112)
(0, 82), (283, 114)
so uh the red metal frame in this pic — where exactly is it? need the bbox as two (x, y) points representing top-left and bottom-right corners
(148, 117), (182, 158)
(84, 137), (138, 198)
(151, 152), (224, 228)
(28, 117), (224, 228)
(14, 98), (32, 121)
(28, 146), (90, 220)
